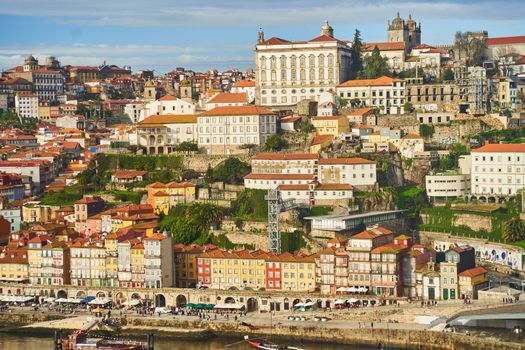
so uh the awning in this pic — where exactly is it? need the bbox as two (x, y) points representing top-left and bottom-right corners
(347, 298), (359, 303)
(293, 303), (305, 308)
(122, 299), (141, 307)
(334, 299), (346, 305)
(335, 287), (346, 292)
(304, 301), (314, 307)
(81, 296), (96, 303)
(89, 298), (112, 306)
(0, 296), (34, 303)
(44, 297), (56, 303)
(56, 298), (82, 304)
(348, 287), (358, 293)
(214, 303), (245, 310)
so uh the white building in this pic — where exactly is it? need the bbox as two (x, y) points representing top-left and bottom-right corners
(471, 143), (525, 198)
(205, 92), (248, 110)
(426, 173), (471, 201)
(255, 21), (352, 107)
(278, 183), (353, 205)
(137, 114), (198, 154)
(125, 95), (195, 123)
(15, 93), (38, 119)
(337, 76), (406, 115)
(144, 233), (174, 288)
(318, 158), (377, 188)
(197, 105), (277, 155)
(230, 80), (256, 103)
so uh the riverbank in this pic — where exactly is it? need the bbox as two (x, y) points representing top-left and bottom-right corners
(0, 312), (523, 350)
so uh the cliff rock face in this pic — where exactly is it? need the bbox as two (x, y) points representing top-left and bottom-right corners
(403, 158), (433, 186)
(356, 189), (397, 213)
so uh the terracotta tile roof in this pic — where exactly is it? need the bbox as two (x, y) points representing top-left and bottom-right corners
(277, 184), (309, 191)
(413, 44), (434, 49)
(280, 115), (302, 123)
(261, 37), (291, 45)
(310, 134), (333, 146)
(158, 95), (177, 101)
(473, 143), (525, 153)
(200, 105), (275, 117)
(317, 184), (353, 190)
(371, 243), (404, 254)
(364, 42), (405, 51)
(252, 153), (318, 160)
(347, 107), (374, 116)
(458, 266), (487, 278)
(309, 34), (339, 43)
(112, 170), (147, 179)
(75, 196), (104, 204)
(143, 233), (169, 241)
(486, 36), (525, 45)
(339, 76), (404, 88)
(207, 92), (247, 104)
(233, 80), (255, 87)
(140, 114), (198, 125)
(311, 116), (345, 121)
(402, 133), (423, 139)
(351, 231), (379, 239)
(244, 173), (315, 180)
(318, 157), (375, 165)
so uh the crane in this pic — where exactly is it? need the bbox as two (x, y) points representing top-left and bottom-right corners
(265, 189), (306, 254)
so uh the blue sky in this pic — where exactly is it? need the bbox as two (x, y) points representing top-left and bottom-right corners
(0, 0), (524, 73)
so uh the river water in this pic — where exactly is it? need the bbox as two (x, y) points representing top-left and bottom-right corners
(0, 334), (373, 350)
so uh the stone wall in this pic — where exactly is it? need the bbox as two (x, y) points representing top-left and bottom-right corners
(376, 114), (419, 134)
(452, 213), (492, 232)
(183, 154), (251, 172)
(429, 118), (486, 144)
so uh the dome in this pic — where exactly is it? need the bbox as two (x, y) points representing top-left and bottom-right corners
(392, 12), (403, 26)
(320, 20), (334, 37)
(406, 14), (416, 24)
(24, 55), (38, 65)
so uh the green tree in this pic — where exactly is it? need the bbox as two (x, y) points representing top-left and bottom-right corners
(264, 134), (286, 151)
(502, 217), (525, 243)
(212, 157), (250, 184)
(349, 29), (364, 79)
(299, 119), (314, 134)
(204, 164), (214, 183)
(163, 216), (197, 244)
(454, 31), (487, 66)
(174, 141), (198, 153)
(517, 90), (525, 105)
(442, 68), (455, 81)
(403, 102), (414, 114)
(363, 46), (389, 79)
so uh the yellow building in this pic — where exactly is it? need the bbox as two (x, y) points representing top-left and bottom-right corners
(311, 116), (349, 138)
(458, 266), (489, 299)
(174, 244), (217, 288)
(146, 182), (196, 214)
(27, 235), (51, 285)
(105, 228), (141, 287)
(198, 249), (267, 290)
(109, 204), (158, 232)
(22, 201), (54, 224)
(0, 248), (29, 283)
(497, 77), (512, 108)
(278, 253), (317, 292)
(130, 241), (145, 288)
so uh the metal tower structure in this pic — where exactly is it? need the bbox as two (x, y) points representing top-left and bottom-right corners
(266, 189), (304, 253)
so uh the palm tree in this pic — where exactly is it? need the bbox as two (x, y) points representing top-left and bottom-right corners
(502, 217), (525, 243)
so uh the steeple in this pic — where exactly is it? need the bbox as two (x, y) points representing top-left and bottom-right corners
(257, 27), (265, 44)
(320, 20), (334, 37)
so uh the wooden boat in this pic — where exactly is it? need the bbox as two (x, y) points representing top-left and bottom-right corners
(244, 336), (307, 350)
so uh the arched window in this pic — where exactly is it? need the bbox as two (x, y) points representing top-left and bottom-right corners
(290, 55), (297, 68)
(319, 68), (324, 80)
(270, 56), (277, 69)
(280, 55), (287, 68)
(271, 70), (276, 81)
(300, 69), (306, 81)
(260, 57), (267, 69)
(281, 69), (287, 80)
(309, 68), (315, 81)
(299, 55), (306, 68)
(291, 69), (297, 81)
(328, 54), (334, 67)
(318, 54), (325, 67)
(261, 70), (266, 82)
(328, 68), (334, 79)
(309, 54), (315, 67)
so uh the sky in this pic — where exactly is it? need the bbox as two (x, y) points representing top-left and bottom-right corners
(0, 0), (524, 74)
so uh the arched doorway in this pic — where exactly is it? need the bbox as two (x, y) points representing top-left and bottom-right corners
(316, 299), (322, 309)
(284, 298), (289, 310)
(49, 290), (56, 297)
(155, 294), (166, 307)
(247, 297), (258, 312)
(176, 295), (187, 307)
(96, 291), (106, 298)
(76, 291), (86, 299)
(224, 297), (235, 304)
(57, 290), (67, 299)
(115, 292), (126, 305)
(292, 299), (302, 307)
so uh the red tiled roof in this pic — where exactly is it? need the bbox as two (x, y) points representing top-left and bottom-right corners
(309, 34), (339, 43)
(413, 44), (434, 49)
(112, 170), (147, 179)
(364, 42), (405, 51)
(252, 153), (318, 160)
(472, 143), (525, 153)
(318, 157), (375, 165)
(261, 37), (291, 45)
(311, 116), (345, 121)
(310, 134), (333, 146)
(347, 107), (374, 116)
(158, 95), (177, 101)
(200, 105), (275, 116)
(458, 266), (487, 278)
(207, 92), (247, 104)
(339, 76), (404, 88)
(233, 80), (256, 87)
(486, 36), (525, 46)
(244, 173), (315, 180)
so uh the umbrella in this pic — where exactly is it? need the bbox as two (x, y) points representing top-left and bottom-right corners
(185, 303), (195, 308)
(205, 304), (215, 309)
(195, 303), (206, 309)
(91, 307), (105, 313)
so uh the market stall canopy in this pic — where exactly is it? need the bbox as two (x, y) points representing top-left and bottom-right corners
(0, 295), (33, 303)
(122, 299), (141, 307)
(214, 303), (245, 310)
(88, 298), (112, 306)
